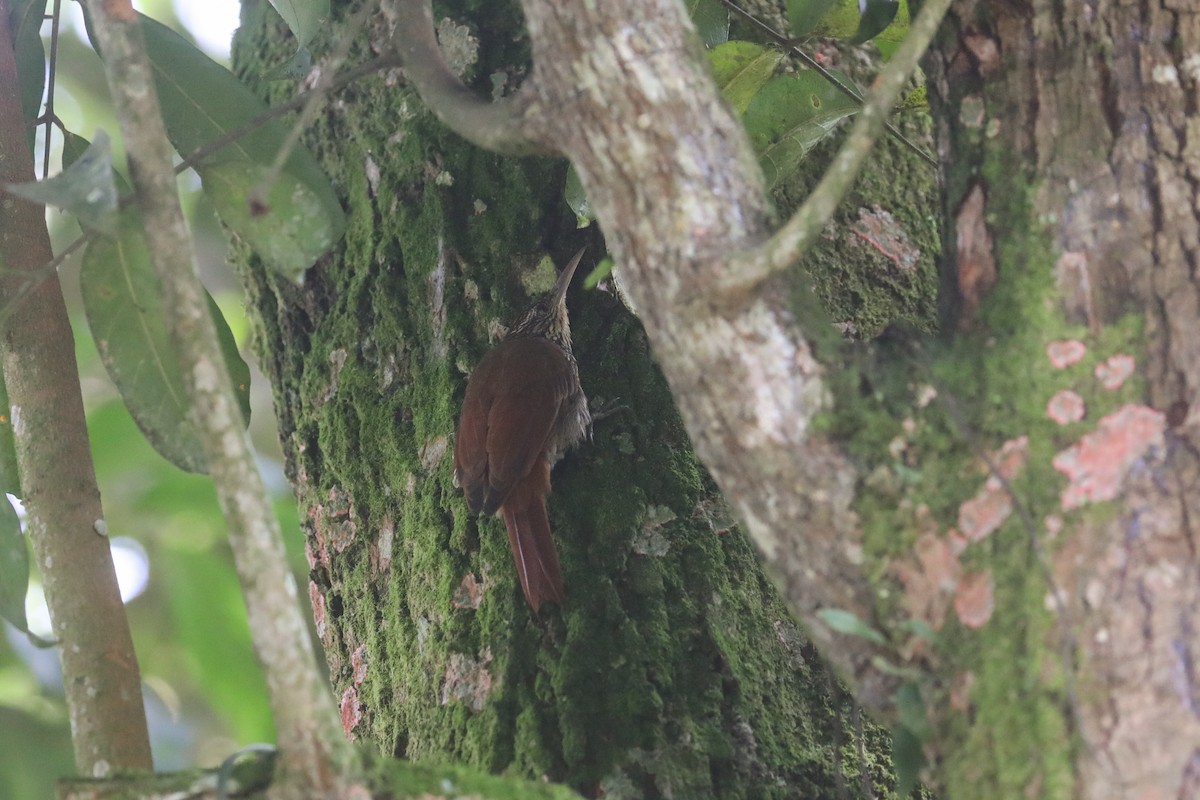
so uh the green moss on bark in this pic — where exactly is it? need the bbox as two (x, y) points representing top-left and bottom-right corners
(230, 1), (899, 797)
(820, 55), (1150, 797)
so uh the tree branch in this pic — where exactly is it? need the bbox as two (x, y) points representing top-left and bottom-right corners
(84, 1), (352, 795)
(386, 0), (546, 155)
(716, 0), (951, 300)
(0, 0), (152, 776)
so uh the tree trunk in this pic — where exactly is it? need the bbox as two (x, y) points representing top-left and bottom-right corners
(230, 1), (921, 796)
(916, 0), (1200, 796)
(228, 0), (1200, 796)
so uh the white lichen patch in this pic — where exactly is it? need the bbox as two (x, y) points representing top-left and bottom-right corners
(1151, 63), (1180, 85)
(435, 18), (479, 77)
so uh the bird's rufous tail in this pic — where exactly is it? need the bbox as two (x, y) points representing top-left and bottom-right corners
(500, 458), (565, 612)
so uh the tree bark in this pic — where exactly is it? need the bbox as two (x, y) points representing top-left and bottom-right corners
(231, 0), (920, 796)
(921, 0), (1200, 796)
(232, 0), (1200, 796)
(0, 0), (152, 776)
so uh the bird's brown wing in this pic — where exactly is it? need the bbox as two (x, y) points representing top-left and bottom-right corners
(454, 337), (574, 515)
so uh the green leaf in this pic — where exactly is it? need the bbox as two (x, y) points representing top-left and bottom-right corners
(267, 0), (328, 49)
(896, 618), (937, 641)
(894, 681), (929, 739)
(91, 13), (346, 278)
(0, 496), (29, 634)
(5, 131), (118, 234)
(709, 42), (783, 116)
(816, 607), (887, 645)
(0, 374), (20, 498)
(742, 72), (860, 189)
(81, 211), (252, 474)
(891, 724), (924, 798)
(582, 258), (613, 290)
(870, 0), (911, 59)
(10, 0), (48, 152)
(63, 131), (130, 194)
(200, 161), (342, 280)
(684, 0), (729, 47)
(262, 46), (313, 81)
(812, 0), (910, 55)
(787, 0), (840, 39)
(812, 0), (865, 39)
(870, 655), (923, 680)
(851, 0), (901, 44)
(564, 165), (593, 228)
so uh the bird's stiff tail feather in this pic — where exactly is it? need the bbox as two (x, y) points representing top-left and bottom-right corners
(500, 460), (565, 612)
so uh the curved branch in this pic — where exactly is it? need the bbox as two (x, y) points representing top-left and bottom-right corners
(388, 0), (548, 155)
(716, 0), (952, 301)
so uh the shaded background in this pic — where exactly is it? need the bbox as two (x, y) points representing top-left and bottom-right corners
(0, 2), (299, 797)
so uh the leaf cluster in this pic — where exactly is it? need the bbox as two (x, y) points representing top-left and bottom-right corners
(0, 2), (339, 639)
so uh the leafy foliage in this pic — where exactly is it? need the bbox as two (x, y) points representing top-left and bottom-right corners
(816, 607), (888, 644)
(791, 0), (907, 49)
(8, 0), (47, 153)
(787, 0), (841, 39)
(0, 496), (30, 635)
(685, 0), (730, 46)
(268, 0), (328, 49)
(81, 210), (251, 474)
(0, 375), (19, 498)
(708, 41), (783, 115)
(743, 71), (860, 189)
(133, 13), (346, 280)
(5, 132), (118, 234)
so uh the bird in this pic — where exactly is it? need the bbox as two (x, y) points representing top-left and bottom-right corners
(453, 248), (591, 611)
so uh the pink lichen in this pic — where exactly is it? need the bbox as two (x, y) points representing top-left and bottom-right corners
(946, 528), (969, 555)
(309, 581), (326, 640)
(351, 644), (369, 684)
(893, 533), (962, 631)
(850, 206), (920, 272)
(1094, 354), (1136, 390)
(958, 488), (1012, 542)
(955, 571), (995, 629)
(1046, 339), (1087, 368)
(1046, 389), (1086, 425)
(453, 573), (484, 610)
(440, 650), (495, 712)
(958, 437), (1026, 540)
(1052, 404), (1165, 510)
(986, 435), (1029, 488)
(340, 686), (361, 739)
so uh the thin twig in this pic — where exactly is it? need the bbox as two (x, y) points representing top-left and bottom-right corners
(718, 0), (936, 167)
(0, 229), (94, 328)
(388, 0), (543, 154)
(711, 0), (951, 301)
(930, 376), (1083, 735)
(40, 0), (62, 179)
(178, 52), (399, 172)
(251, 1), (376, 209)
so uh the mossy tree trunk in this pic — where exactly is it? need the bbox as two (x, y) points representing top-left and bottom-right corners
(229, 1), (934, 797)
(901, 0), (1200, 796)
(226, 0), (1197, 794)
